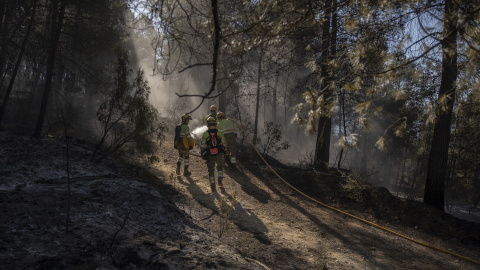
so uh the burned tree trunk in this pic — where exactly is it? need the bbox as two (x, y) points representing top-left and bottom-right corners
(424, 0), (458, 211)
(33, 0), (66, 138)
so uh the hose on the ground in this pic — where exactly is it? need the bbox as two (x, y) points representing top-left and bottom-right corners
(227, 118), (480, 267)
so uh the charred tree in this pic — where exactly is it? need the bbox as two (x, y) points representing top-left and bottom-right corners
(0, 0), (13, 88)
(253, 47), (263, 145)
(0, 0), (37, 128)
(423, 0), (458, 211)
(33, 0), (66, 138)
(314, 0), (333, 172)
(272, 71), (279, 122)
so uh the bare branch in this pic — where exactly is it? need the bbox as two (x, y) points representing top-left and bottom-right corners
(175, 0), (221, 115)
(178, 62), (212, 73)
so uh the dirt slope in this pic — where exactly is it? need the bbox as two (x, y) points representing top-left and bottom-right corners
(1, 131), (480, 269)
(154, 144), (480, 269)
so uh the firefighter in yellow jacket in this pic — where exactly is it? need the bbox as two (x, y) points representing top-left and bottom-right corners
(206, 105), (217, 121)
(201, 117), (226, 192)
(176, 114), (195, 176)
(216, 111), (237, 165)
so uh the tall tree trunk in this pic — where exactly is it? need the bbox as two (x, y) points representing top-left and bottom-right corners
(0, 0), (11, 88)
(272, 71), (279, 122)
(253, 47), (263, 145)
(0, 0), (37, 128)
(218, 66), (227, 113)
(33, 0), (66, 138)
(314, 0), (333, 172)
(424, 0), (458, 211)
(0, 1), (26, 90)
(205, 0), (220, 102)
(408, 154), (422, 199)
(397, 149), (408, 196)
(233, 85), (245, 145)
(330, 0), (337, 65)
(338, 88), (347, 169)
(283, 75), (289, 125)
(329, 0), (341, 170)
(445, 120), (458, 211)
(0, 0), (6, 33)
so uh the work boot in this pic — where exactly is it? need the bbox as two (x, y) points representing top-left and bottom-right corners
(210, 183), (216, 193)
(184, 168), (191, 176)
(217, 178), (223, 187)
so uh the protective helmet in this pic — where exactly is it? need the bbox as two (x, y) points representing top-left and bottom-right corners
(210, 105), (217, 112)
(181, 113), (192, 121)
(206, 116), (217, 126)
(216, 111), (225, 119)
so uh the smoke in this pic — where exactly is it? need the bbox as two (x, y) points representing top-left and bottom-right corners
(268, 126), (314, 165)
(124, 13), (420, 201)
(126, 17), (400, 184)
(191, 125), (208, 140)
(127, 18), (201, 120)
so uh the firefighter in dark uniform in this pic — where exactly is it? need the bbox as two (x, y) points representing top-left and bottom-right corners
(201, 117), (226, 192)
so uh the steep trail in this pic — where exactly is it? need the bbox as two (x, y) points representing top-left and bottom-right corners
(152, 144), (480, 269)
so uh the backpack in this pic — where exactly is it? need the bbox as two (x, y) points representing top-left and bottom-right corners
(205, 129), (225, 155)
(173, 124), (182, 149)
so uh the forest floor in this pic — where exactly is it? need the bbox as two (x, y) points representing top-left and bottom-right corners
(1, 131), (480, 269)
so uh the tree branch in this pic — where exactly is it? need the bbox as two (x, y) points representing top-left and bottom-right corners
(175, 0), (221, 115)
(178, 62), (212, 73)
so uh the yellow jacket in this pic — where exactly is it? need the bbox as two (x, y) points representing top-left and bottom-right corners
(179, 124), (195, 149)
(217, 119), (236, 135)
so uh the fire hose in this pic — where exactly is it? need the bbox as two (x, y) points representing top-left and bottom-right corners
(177, 118), (480, 266)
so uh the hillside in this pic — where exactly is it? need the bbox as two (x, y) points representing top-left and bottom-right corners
(1, 131), (480, 269)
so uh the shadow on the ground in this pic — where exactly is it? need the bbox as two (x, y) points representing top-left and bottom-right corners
(225, 165), (271, 204)
(177, 174), (271, 244)
(219, 186), (271, 245)
(233, 158), (399, 266)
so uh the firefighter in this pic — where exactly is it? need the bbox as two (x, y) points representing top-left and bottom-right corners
(176, 113), (195, 176)
(216, 111), (237, 165)
(206, 105), (217, 121)
(201, 116), (226, 192)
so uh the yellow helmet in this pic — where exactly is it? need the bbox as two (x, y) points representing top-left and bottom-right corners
(181, 113), (192, 121)
(206, 116), (217, 126)
(210, 105), (217, 112)
(216, 111), (225, 119)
